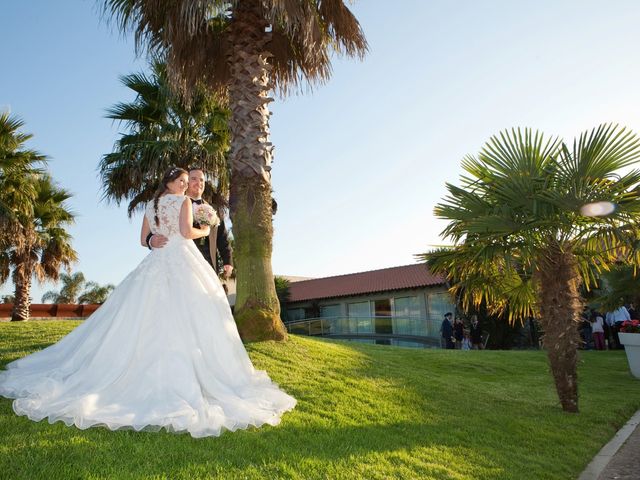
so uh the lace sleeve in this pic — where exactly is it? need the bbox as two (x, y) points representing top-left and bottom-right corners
(144, 202), (156, 233)
(177, 196), (191, 232)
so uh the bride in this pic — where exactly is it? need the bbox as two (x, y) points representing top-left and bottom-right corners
(0, 167), (296, 438)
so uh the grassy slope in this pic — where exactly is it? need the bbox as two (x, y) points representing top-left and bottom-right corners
(0, 321), (639, 480)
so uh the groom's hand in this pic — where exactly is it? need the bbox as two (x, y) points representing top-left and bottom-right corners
(150, 234), (168, 249)
(223, 265), (233, 278)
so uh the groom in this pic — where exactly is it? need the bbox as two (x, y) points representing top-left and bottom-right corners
(147, 167), (233, 278)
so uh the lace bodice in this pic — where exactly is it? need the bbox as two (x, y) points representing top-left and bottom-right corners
(145, 194), (186, 239)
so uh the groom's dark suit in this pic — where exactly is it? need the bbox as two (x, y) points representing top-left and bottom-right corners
(190, 198), (233, 272)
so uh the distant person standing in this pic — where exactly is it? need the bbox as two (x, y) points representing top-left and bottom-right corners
(470, 314), (483, 350)
(453, 317), (464, 349)
(579, 309), (593, 350)
(606, 303), (631, 350)
(441, 312), (454, 349)
(590, 310), (605, 351)
(602, 311), (612, 349)
(461, 331), (472, 350)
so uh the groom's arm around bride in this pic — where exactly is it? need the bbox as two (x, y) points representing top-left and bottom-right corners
(146, 167), (234, 279)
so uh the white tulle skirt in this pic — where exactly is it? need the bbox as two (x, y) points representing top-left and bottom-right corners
(0, 237), (296, 438)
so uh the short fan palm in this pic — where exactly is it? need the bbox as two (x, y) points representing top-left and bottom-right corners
(422, 125), (640, 412)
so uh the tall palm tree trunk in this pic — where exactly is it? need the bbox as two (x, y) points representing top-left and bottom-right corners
(11, 271), (32, 322)
(227, 1), (286, 341)
(536, 244), (581, 413)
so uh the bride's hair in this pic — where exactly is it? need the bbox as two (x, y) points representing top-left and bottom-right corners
(152, 166), (188, 225)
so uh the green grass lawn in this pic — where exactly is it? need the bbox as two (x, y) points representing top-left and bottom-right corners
(0, 321), (639, 480)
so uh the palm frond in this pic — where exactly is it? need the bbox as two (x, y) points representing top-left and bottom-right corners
(100, 59), (231, 215)
(422, 124), (640, 328)
(100, 0), (368, 96)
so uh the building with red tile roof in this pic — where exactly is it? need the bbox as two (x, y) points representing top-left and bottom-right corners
(288, 263), (446, 303)
(284, 264), (454, 341)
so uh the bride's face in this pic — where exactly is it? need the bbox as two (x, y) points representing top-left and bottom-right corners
(166, 173), (188, 195)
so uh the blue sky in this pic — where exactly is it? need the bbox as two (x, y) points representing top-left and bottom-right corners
(2, 0), (640, 301)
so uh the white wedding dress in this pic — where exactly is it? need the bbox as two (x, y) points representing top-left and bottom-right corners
(0, 194), (296, 438)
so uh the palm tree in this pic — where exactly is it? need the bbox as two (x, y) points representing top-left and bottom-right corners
(42, 272), (87, 304)
(1, 295), (15, 304)
(591, 264), (640, 312)
(0, 112), (44, 244)
(100, 61), (231, 216)
(101, 0), (367, 341)
(1, 174), (77, 321)
(421, 125), (640, 412)
(274, 275), (290, 321)
(79, 281), (115, 304)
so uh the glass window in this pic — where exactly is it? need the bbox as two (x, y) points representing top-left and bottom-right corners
(320, 304), (341, 335)
(374, 299), (392, 334)
(348, 301), (373, 333)
(320, 304), (341, 318)
(287, 308), (305, 321)
(304, 306), (319, 319)
(393, 296), (421, 335)
(426, 292), (456, 337)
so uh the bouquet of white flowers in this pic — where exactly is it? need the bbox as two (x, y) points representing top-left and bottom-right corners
(193, 203), (219, 227)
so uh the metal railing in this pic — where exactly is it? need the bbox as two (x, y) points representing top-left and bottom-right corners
(284, 316), (443, 347)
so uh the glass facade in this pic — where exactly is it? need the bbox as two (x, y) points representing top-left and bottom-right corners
(348, 301), (373, 333)
(393, 296), (422, 335)
(337, 338), (429, 348)
(426, 292), (456, 337)
(320, 304), (341, 335)
(286, 288), (455, 346)
(287, 308), (305, 321)
(320, 305), (341, 317)
(374, 299), (393, 334)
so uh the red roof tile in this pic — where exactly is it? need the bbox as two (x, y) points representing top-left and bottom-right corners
(287, 264), (446, 303)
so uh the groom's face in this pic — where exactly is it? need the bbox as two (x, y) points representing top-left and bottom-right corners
(187, 170), (206, 198)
